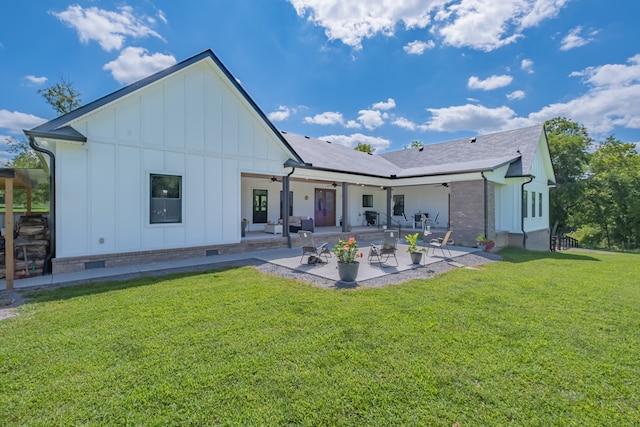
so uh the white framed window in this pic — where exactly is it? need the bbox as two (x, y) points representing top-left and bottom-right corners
(150, 174), (182, 224)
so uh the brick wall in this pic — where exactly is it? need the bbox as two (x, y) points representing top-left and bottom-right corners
(449, 179), (495, 246)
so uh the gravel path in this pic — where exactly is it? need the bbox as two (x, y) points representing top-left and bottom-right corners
(0, 252), (502, 320)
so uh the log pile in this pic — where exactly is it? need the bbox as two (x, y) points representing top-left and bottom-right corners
(0, 214), (50, 279)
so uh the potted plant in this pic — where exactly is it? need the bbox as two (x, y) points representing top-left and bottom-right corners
(332, 237), (361, 282)
(475, 234), (495, 252)
(241, 218), (249, 237)
(405, 232), (425, 264)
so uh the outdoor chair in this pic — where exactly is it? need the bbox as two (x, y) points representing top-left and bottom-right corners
(428, 230), (454, 258)
(298, 230), (331, 263)
(368, 229), (399, 266)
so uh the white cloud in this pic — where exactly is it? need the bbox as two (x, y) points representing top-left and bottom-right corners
(570, 54), (640, 88)
(372, 98), (396, 110)
(560, 26), (597, 51)
(51, 5), (164, 51)
(103, 47), (176, 84)
(423, 103), (531, 133)
(422, 55), (640, 136)
(304, 111), (344, 125)
(403, 40), (435, 55)
(24, 75), (48, 85)
(345, 120), (362, 129)
(435, 0), (569, 52)
(521, 59), (534, 73)
(288, 1), (570, 51)
(318, 133), (391, 151)
(288, 0), (437, 50)
(392, 117), (417, 131)
(268, 106), (292, 122)
(357, 109), (384, 130)
(507, 90), (525, 100)
(0, 109), (47, 133)
(157, 10), (168, 24)
(468, 74), (513, 90)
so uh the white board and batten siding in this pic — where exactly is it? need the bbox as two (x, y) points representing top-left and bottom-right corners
(494, 135), (554, 234)
(55, 60), (292, 258)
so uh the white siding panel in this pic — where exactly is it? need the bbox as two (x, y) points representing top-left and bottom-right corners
(185, 154), (206, 244)
(185, 66), (205, 152)
(222, 159), (239, 241)
(238, 112), (253, 154)
(164, 77), (185, 149)
(88, 109), (116, 141)
(116, 146), (142, 251)
(144, 149), (164, 171)
(204, 72), (223, 154)
(56, 145), (89, 257)
(116, 96), (141, 145)
(142, 88), (164, 146)
(89, 142), (117, 253)
(205, 157), (223, 242)
(165, 151), (185, 174)
(222, 89), (239, 156)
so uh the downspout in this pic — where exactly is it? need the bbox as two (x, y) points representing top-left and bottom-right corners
(285, 167), (295, 248)
(521, 176), (534, 249)
(28, 136), (55, 275)
(481, 172), (488, 239)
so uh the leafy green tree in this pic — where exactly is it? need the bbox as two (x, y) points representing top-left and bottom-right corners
(37, 76), (82, 115)
(575, 136), (640, 248)
(354, 142), (375, 154)
(544, 117), (592, 233)
(4, 137), (50, 207)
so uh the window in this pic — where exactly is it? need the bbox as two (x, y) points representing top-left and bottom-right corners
(150, 174), (182, 224)
(539, 193), (543, 217)
(393, 195), (405, 216)
(532, 191), (536, 218)
(253, 189), (268, 224)
(522, 190), (528, 218)
(362, 194), (373, 208)
(280, 191), (293, 217)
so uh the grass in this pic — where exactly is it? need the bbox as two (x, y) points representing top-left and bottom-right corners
(1, 249), (639, 426)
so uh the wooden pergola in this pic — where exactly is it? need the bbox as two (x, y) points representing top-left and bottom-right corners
(1, 168), (49, 290)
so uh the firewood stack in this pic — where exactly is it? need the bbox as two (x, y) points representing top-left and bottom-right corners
(0, 214), (50, 279)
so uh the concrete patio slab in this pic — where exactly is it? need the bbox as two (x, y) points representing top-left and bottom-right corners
(255, 241), (480, 284)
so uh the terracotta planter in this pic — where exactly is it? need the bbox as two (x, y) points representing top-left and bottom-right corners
(337, 261), (359, 282)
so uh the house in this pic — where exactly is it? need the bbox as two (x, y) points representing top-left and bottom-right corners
(24, 49), (555, 274)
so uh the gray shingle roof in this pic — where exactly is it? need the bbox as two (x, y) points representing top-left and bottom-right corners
(380, 124), (544, 178)
(281, 132), (401, 178)
(283, 124), (545, 179)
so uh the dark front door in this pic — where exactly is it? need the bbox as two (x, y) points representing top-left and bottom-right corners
(253, 189), (268, 224)
(314, 188), (336, 227)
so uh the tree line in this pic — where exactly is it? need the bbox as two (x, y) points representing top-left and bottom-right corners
(546, 117), (639, 250)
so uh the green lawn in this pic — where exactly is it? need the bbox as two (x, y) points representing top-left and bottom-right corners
(1, 249), (638, 426)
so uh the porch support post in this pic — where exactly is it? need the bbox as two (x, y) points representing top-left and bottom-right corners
(386, 187), (392, 229)
(341, 182), (349, 232)
(5, 178), (14, 290)
(282, 176), (290, 239)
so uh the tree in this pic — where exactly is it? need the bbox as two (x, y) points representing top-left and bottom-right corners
(575, 136), (640, 248)
(5, 77), (82, 208)
(37, 76), (82, 115)
(403, 140), (424, 150)
(544, 117), (592, 233)
(4, 137), (50, 207)
(354, 142), (374, 154)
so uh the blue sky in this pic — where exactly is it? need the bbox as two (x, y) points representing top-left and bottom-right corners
(1, 0), (639, 164)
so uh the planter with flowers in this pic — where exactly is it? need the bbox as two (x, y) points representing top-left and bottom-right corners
(475, 234), (495, 252)
(332, 237), (361, 282)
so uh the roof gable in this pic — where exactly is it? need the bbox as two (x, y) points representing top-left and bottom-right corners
(25, 49), (303, 164)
